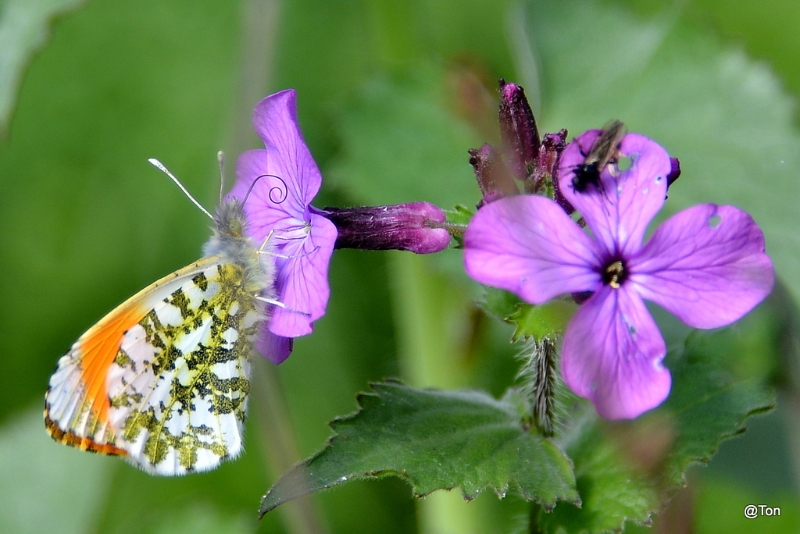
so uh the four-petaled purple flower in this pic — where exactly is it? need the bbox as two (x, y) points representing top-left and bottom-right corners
(227, 89), (337, 365)
(464, 130), (774, 419)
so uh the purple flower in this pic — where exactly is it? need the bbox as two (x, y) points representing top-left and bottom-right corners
(463, 130), (774, 419)
(226, 89), (337, 364)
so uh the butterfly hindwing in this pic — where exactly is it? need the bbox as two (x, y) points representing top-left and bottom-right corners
(107, 259), (260, 474)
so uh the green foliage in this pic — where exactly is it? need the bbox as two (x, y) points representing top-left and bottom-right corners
(659, 331), (777, 486)
(509, 300), (577, 342)
(261, 325), (776, 533)
(478, 287), (576, 342)
(536, 411), (661, 533)
(533, 325), (776, 533)
(260, 381), (579, 516)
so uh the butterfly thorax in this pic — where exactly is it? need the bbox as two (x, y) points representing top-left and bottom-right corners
(203, 198), (275, 301)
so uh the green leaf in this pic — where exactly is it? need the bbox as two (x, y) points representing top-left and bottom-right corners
(479, 286), (525, 321)
(535, 409), (661, 534)
(478, 288), (576, 341)
(260, 381), (578, 516)
(659, 330), (777, 486)
(532, 326), (776, 534)
(509, 300), (577, 342)
(0, 0), (86, 135)
(444, 205), (474, 226)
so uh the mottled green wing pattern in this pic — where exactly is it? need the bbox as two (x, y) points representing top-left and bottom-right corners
(105, 260), (262, 475)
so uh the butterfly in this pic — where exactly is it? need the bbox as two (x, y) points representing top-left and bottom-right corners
(44, 159), (276, 475)
(570, 119), (626, 193)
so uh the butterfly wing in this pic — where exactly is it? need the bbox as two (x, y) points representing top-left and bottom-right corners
(45, 255), (262, 475)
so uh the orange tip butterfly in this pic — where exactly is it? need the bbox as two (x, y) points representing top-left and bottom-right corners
(44, 158), (276, 475)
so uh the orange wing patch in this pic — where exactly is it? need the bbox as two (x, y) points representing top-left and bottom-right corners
(44, 299), (149, 456)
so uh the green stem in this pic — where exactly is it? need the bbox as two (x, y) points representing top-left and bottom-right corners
(436, 221), (467, 240)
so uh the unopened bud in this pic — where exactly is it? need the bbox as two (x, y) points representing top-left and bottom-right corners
(499, 79), (540, 182)
(531, 129), (568, 195)
(316, 203), (451, 254)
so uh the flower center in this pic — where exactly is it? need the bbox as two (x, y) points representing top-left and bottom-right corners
(603, 260), (627, 289)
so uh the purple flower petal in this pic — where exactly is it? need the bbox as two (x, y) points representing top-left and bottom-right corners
(255, 329), (294, 365)
(561, 285), (671, 419)
(251, 89), (321, 207)
(232, 148), (302, 230)
(558, 132), (671, 257)
(464, 195), (604, 303)
(269, 213), (337, 337)
(227, 90), (337, 342)
(630, 204), (775, 329)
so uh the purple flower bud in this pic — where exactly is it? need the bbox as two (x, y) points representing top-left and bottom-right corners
(468, 143), (518, 208)
(536, 129), (569, 199)
(498, 79), (540, 182)
(315, 202), (451, 254)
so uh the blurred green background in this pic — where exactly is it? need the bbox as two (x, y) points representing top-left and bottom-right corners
(1, 0), (799, 532)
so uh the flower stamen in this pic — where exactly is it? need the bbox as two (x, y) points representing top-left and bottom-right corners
(603, 260), (626, 289)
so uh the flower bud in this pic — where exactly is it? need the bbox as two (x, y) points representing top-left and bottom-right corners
(468, 143), (518, 208)
(316, 203), (451, 254)
(532, 129), (568, 195)
(498, 79), (540, 182)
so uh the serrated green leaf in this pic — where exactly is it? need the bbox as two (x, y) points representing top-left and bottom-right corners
(260, 382), (578, 516)
(479, 286), (525, 321)
(535, 410), (661, 534)
(0, 0), (86, 135)
(533, 325), (776, 534)
(659, 330), (777, 487)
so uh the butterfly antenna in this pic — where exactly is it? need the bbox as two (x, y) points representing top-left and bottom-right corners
(148, 158), (214, 220)
(217, 151), (226, 202)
